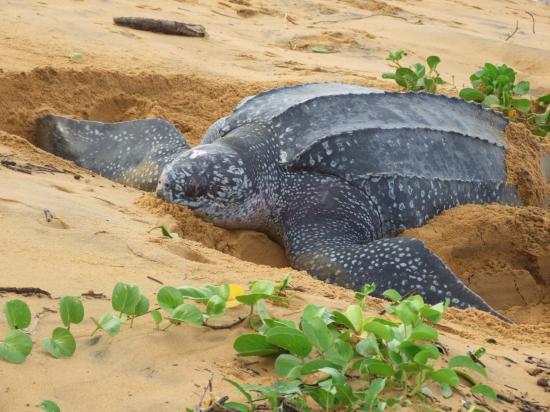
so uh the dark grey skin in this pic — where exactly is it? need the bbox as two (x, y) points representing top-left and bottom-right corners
(37, 83), (514, 320)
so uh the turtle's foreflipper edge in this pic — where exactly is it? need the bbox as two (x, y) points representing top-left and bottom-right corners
(36, 115), (190, 191)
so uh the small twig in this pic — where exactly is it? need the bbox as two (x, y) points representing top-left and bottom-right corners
(0, 287), (52, 298)
(314, 13), (419, 25)
(504, 384), (518, 391)
(526, 11), (535, 34)
(196, 373), (214, 411)
(505, 20), (519, 41)
(468, 351), (487, 368)
(204, 316), (247, 330)
(114, 16), (206, 37)
(146, 275), (164, 285)
(81, 290), (107, 299)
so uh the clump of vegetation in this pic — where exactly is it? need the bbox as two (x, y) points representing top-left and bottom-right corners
(1, 277), (498, 411)
(225, 285), (496, 411)
(459, 63), (550, 137)
(382, 49), (444, 93)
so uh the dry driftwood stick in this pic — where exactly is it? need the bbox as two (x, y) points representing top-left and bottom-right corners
(113, 17), (206, 37)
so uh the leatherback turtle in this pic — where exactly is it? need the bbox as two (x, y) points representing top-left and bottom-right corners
(37, 83), (515, 319)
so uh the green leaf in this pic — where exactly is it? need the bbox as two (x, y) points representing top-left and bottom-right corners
(111, 282), (144, 315)
(41, 327), (76, 358)
(59, 296), (84, 328)
(150, 309), (162, 325)
(513, 80), (530, 96)
(201, 284), (230, 301)
(459, 88), (486, 102)
(535, 112), (550, 126)
(365, 359), (395, 377)
(4, 299), (31, 330)
(135, 295), (149, 317)
(249, 280), (275, 295)
(157, 286), (183, 311)
(233, 334), (282, 356)
(0, 330), (33, 364)
(39, 400), (61, 412)
(365, 378), (386, 410)
(206, 295), (226, 317)
(364, 320), (393, 341)
(345, 304), (364, 332)
(482, 94), (500, 108)
(301, 359), (339, 376)
(472, 384), (497, 400)
(409, 322), (438, 341)
(310, 388), (335, 409)
(178, 286), (207, 302)
(169, 304), (203, 326)
(382, 72), (396, 79)
(94, 313), (123, 337)
(536, 94), (550, 105)
(301, 317), (333, 354)
(427, 55), (440, 71)
(266, 327), (312, 357)
(275, 354), (302, 378)
(420, 301), (447, 323)
(511, 98), (531, 113)
(413, 63), (426, 79)
(324, 339), (354, 368)
(449, 355), (488, 378)
(356, 334), (380, 357)
(236, 293), (271, 306)
(383, 289), (402, 302)
(431, 368), (460, 387)
(223, 378), (253, 403)
(395, 68), (418, 90)
(395, 302), (418, 325)
(160, 226), (177, 238)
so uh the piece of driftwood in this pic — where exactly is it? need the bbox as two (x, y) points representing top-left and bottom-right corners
(0, 287), (52, 298)
(113, 17), (206, 37)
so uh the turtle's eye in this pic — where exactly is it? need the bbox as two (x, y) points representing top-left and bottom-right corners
(184, 175), (208, 198)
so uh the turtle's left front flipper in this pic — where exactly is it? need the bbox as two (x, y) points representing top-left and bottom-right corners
(36, 115), (189, 191)
(287, 227), (507, 321)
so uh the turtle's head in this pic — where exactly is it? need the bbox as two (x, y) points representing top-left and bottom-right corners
(156, 145), (258, 227)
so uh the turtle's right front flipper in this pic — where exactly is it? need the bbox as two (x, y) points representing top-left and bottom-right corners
(36, 115), (189, 191)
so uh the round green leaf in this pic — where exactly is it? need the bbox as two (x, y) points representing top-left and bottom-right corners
(0, 329), (33, 364)
(536, 94), (550, 105)
(364, 320), (393, 341)
(275, 354), (302, 378)
(459, 88), (486, 103)
(382, 289), (402, 302)
(365, 359), (395, 377)
(431, 368), (460, 387)
(409, 322), (438, 341)
(41, 327), (76, 358)
(94, 313), (123, 337)
(59, 296), (84, 327)
(395, 68), (418, 90)
(471, 384), (497, 400)
(513, 80), (530, 96)
(206, 295), (226, 317)
(427, 55), (440, 71)
(178, 286), (207, 302)
(301, 317), (333, 354)
(233, 334), (282, 356)
(236, 293), (271, 306)
(511, 98), (531, 113)
(157, 286), (183, 311)
(39, 400), (61, 412)
(133, 295), (149, 316)
(112, 282), (142, 315)
(266, 327), (312, 357)
(449, 355), (487, 378)
(4, 299), (31, 330)
(170, 304), (203, 326)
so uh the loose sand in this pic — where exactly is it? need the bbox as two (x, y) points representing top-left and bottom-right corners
(1, 0), (550, 410)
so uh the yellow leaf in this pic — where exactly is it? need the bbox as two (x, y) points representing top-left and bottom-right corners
(226, 284), (245, 308)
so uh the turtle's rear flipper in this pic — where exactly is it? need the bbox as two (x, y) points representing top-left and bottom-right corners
(288, 233), (508, 322)
(36, 115), (189, 191)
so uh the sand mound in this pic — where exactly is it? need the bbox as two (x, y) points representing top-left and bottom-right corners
(0, 68), (269, 146)
(404, 205), (550, 323)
